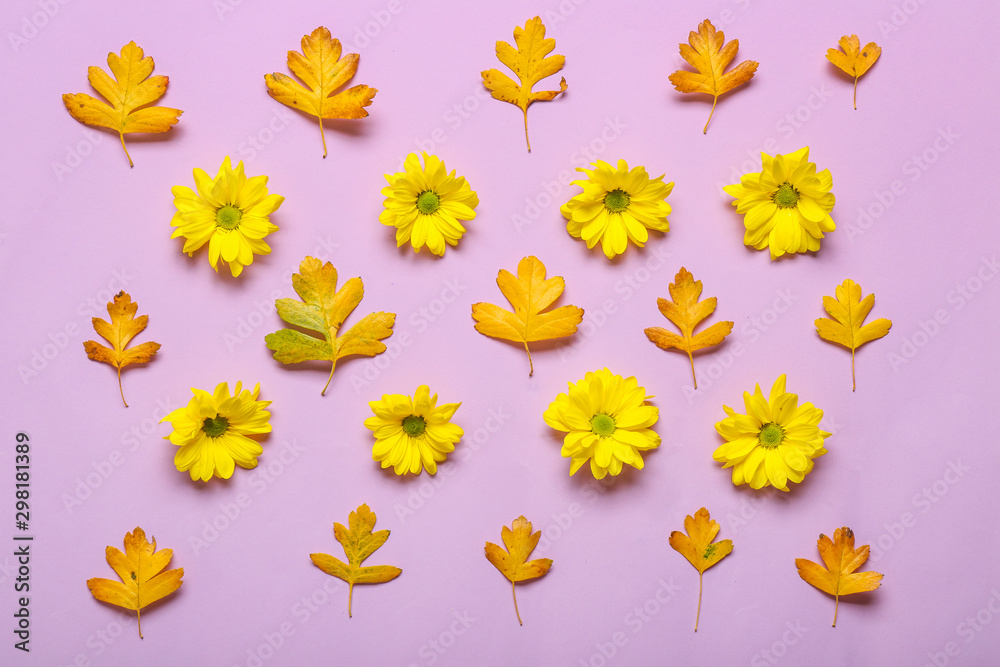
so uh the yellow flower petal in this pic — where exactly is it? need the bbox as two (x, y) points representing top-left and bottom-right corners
(713, 375), (828, 491)
(171, 156), (282, 277)
(161, 381), (271, 482)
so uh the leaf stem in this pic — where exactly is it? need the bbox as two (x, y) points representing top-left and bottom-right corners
(322, 361), (337, 396)
(523, 109), (531, 152)
(688, 350), (697, 389)
(320, 117), (328, 158)
(118, 368), (129, 407)
(833, 594), (839, 627)
(695, 571), (703, 631)
(512, 580), (523, 625)
(523, 341), (534, 377)
(119, 133), (133, 168)
(851, 349), (856, 392)
(137, 607), (143, 639)
(853, 76), (858, 110)
(703, 96), (719, 134)
(348, 581), (354, 617)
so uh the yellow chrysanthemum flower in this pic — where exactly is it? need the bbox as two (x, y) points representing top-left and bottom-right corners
(543, 368), (661, 479)
(560, 159), (673, 259)
(723, 147), (835, 260)
(170, 156), (284, 276)
(379, 152), (479, 256)
(161, 381), (272, 482)
(364, 385), (463, 475)
(713, 374), (830, 491)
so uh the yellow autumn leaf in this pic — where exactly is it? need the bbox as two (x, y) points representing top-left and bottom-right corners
(82, 291), (160, 407)
(62, 41), (182, 167)
(814, 279), (891, 391)
(826, 35), (881, 109)
(485, 516), (552, 625)
(669, 508), (733, 631)
(668, 19), (758, 133)
(264, 26), (377, 158)
(481, 16), (567, 152)
(471, 256), (583, 376)
(265, 256), (395, 395)
(644, 268), (733, 389)
(310, 504), (402, 617)
(87, 527), (183, 638)
(795, 526), (883, 627)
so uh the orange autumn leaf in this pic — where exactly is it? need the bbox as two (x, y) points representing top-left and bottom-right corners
(264, 27), (377, 157)
(668, 19), (758, 133)
(485, 516), (552, 625)
(310, 504), (401, 617)
(87, 527), (183, 638)
(471, 256), (583, 376)
(83, 291), (160, 407)
(482, 16), (567, 151)
(644, 268), (733, 388)
(264, 256), (396, 395)
(795, 526), (883, 627)
(814, 279), (891, 391)
(62, 42), (182, 167)
(669, 508), (733, 631)
(826, 35), (881, 109)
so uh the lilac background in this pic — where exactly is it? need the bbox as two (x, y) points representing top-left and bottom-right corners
(2, 0), (999, 665)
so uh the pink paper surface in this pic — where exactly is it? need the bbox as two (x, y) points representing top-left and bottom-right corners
(3, 0), (999, 665)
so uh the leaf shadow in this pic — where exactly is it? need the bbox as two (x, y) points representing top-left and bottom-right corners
(124, 125), (184, 146)
(668, 75), (758, 106)
(90, 588), (183, 631)
(826, 62), (857, 86)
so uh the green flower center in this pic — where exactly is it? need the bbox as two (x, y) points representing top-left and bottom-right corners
(772, 183), (800, 209)
(201, 416), (229, 438)
(402, 415), (426, 437)
(590, 413), (617, 437)
(758, 422), (784, 449)
(216, 205), (242, 230)
(416, 191), (441, 215)
(603, 189), (631, 213)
